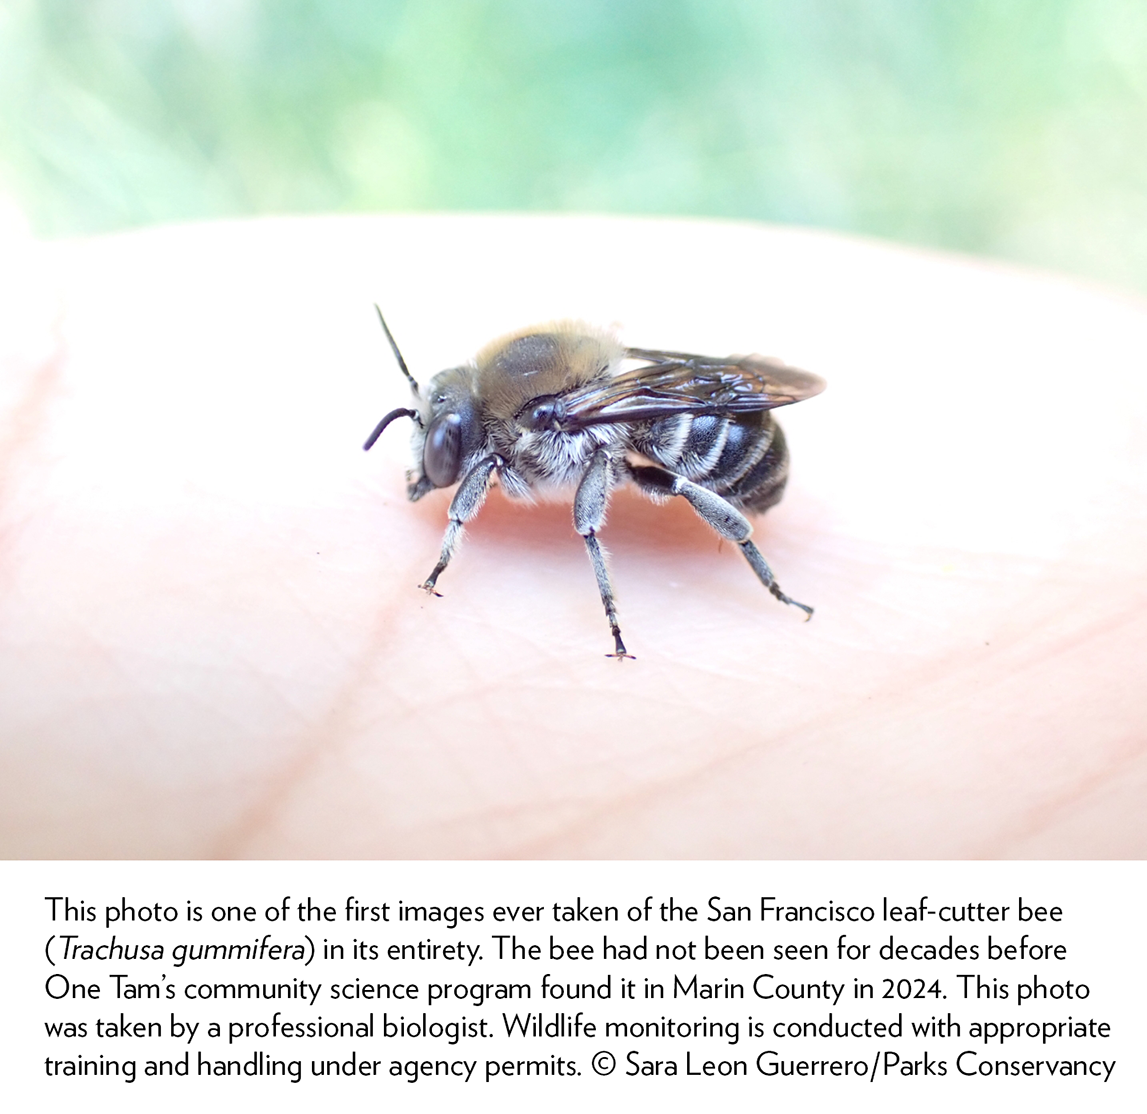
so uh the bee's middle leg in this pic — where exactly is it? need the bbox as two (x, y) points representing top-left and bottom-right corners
(574, 449), (633, 659)
(420, 455), (501, 594)
(628, 463), (813, 618)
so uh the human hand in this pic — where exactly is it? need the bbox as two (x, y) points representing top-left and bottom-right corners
(2, 214), (1144, 858)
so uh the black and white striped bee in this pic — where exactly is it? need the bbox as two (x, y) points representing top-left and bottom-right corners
(364, 309), (825, 658)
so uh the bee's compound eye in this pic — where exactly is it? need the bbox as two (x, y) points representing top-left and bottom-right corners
(423, 412), (463, 487)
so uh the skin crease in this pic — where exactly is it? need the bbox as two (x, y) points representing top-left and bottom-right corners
(0, 214), (1145, 860)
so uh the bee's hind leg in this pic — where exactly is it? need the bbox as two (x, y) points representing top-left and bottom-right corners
(628, 463), (813, 619)
(574, 449), (633, 659)
(420, 455), (501, 595)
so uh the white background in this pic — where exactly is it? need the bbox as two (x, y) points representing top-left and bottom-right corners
(1, 860), (1143, 1113)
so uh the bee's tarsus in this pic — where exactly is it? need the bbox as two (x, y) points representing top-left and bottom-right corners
(738, 539), (812, 618)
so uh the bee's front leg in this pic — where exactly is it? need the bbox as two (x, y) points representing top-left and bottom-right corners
(574, 449), (633, 660)
(420, 455), (502, 595)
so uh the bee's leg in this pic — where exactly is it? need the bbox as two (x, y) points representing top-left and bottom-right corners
(420, 455), (502, 595)
(628, 463), (813, 619)
(574, 449), (633, 659)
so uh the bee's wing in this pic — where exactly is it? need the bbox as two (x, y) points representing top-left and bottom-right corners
(559, 349), (826, 428)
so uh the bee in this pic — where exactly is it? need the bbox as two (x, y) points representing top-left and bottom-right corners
(364, 308), (825, 658)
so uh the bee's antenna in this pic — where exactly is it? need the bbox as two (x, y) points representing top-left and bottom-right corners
(375, 305), (420, 396)
(364, 407), (419, 452)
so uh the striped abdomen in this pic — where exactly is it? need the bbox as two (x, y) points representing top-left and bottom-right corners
(630, 410), (790, 512)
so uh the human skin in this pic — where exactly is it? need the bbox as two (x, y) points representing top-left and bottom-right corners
(1, 214), (1144, 859)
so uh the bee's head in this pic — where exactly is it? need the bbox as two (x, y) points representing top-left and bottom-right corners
(411, 367), (483, 494)
(363, 309), (481, 499)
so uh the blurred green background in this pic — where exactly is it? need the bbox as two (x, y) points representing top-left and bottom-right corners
(2, 0), (1146, 292)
